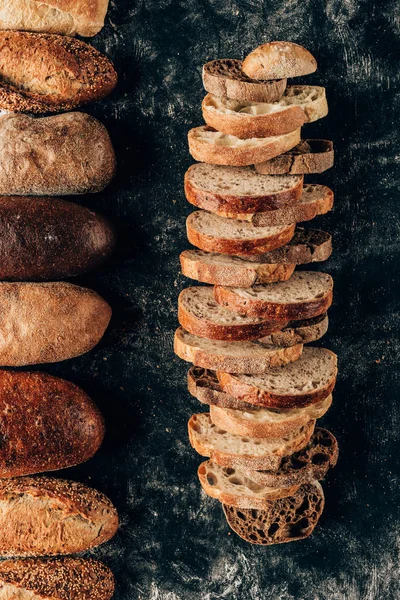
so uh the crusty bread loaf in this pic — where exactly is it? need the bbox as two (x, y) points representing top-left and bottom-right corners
(0, 282), (111, 366)
(202, 59), (287, 103)
(243, 428), (339, 487)
(214, 271), (333, 320)
(188, 125), (301, 166)
(0, 0), (110, 37)
(0, 32), (117, 113)
(188, 412), (315, 471)
(0, 370), (104, 478)
(218, 346), (338, 409)
(198, 460), (300, 508)
(259, 313), (329, 347)
(184, 163), (304, 213)
(0, 197), (115, 280)
(247, 228), (332, 264)
(187, 210), (296, 256)
(188, 367), (258, 411)
(174, 327), (302, 372)
(0, 477), (118, 556)
(0, 558), (115, 600)
(209, 394), (332, 439)
(0, 112), (116, 196)
(223, 480), (324, 545)
(256, 139), (334, 175)
(177, 288), (287, 341)
(242, 42), (317, 80)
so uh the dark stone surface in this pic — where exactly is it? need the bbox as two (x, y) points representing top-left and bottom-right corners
(42, 1), (399, 598)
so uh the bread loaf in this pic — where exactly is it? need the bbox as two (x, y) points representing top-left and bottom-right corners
(242, 42), (317, 80)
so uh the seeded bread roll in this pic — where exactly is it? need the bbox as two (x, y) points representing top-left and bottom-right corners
(242, 42), (317, 80)
(247, 228), (332, 264)
(188, 367), (258, 411)
(256, 140), (334, 175)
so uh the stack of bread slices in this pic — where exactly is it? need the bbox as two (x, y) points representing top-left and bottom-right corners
(175, 41), (339, 545)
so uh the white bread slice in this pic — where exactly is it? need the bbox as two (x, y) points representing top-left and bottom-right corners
(256, 139), (334, 175)
(188, 412), (315, 471)
(174, 327), (303, 373)
(247, 228), (332, 264)
(188, 126), (301, 166)
(198, 460), (300, 508)
(185, 163), (304, 213)
(242, 42), (317, 80)
(218, 346), (338, 409)
(178, 287), (288, 341)
(188, 367), (258, 411)
(214, 271), (333, 320)
(259, 313), (329, 347)
(187, 210), (295, 256)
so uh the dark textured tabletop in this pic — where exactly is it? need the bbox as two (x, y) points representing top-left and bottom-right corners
(45, 1), (399, 598)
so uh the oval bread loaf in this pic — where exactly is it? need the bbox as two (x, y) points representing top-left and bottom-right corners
(242, 42), (317, 80)
(0, 282), (111, 366)
(0, 476), (119, 556)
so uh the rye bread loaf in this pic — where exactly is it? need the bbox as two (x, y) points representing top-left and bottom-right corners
(188, 125), (301, 166)
(0, 197), (115, 280)
(0, 282), (111, 366)
(187, 211), (296, 256)
(0, 0), (110, 37)
(214, 271), (333, 320)
(177, 288), (287, 341)
(0, 558), (115, 600)
(218, 346), (338, 409)
(202, 59), (287, 103)
(0, 112), (115, 196)
(243, 428), (339, 487)
(245, 228), (332, 264)
(174, 327), (302, 372)
(242, 42), (317, 80)
(0, 476), (118, 556)
(198, 460), (300, 508)
(259, 313), (329, 347)
(0, 32), (117, 113)
(188, 367), (258, 411)
(0, 370), (104, 478)
(188, 412), (315, 471)
(223, 480), (324, 545)
(256, 140), (334, 175)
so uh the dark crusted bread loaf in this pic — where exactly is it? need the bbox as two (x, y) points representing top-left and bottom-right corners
(256, 140), (334, 175)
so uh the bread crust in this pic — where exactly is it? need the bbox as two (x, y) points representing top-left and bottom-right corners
(242, 42), (317, 80)
(251, 228), (332, 264)
(188, 126), (301, 166)
(259, 313), (329, 347)
(202, 59), (287, 103)
(0, 32), (117, 113)
(256, 139), (334, 175)
(187, 367), (258, 411)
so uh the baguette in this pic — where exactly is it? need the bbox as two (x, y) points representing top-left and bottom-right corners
(0, 32), (117, 113)
(0, 370), (104, 478)
(256, 139), (334, 175)
(0, 0), (110, 37)
(0, 558), (114, 600)
(242, 42), (317, 80)
(246, 228), (332, 264)
(0, 282), (111, 366)
(188, 367), (258, 411)
(0, 197), (115, 280)
(0, 112), (115, 196)
(0, 476), (118, 556)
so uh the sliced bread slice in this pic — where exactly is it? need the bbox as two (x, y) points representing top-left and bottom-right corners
(214, 271), (333, 320)
(185, 163), (304, 213)
(174, 327), (302, 372)
(188, 412), (315, 470)
(198, 460), (300, 508)
(222, 480), (324, 545)
(243, 428), (339, 488)
(186, 211), (295, 256)
(209, 394), (332, 439)
(256, 140), (334, 175)
(202, 59), (287, 103)
(246, 228), (332, 264)
(218, 346), (338, 409)
(188, 126), (301, 166)
(242, 43), (317, 80)
(259, 313), (329, 347)
(188, 367), (258, 411)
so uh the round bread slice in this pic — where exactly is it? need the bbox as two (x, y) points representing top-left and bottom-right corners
(222, 480), (324, 545)
(180, 249), (296, 286)
(174, 327), (302, 372)
(198, 460), (300, 508)
(202, 59), (287, 103)
(256, 140), (334, 175)
(214, 271), (333, 320)
(247, 228), (332, 264)
(178, 288), (288, 341)
(188, 412), (316, 471)
(209, 394), (332, 439)
(242, 42), (317, 80)
(259, 313), (329, 347)
(188, 126), (301, 166)
(243, 428), (339, 488)
(184, 163), (304, 213)
(217, 346), (338, 409)
(188, 367), (258, 411)
(187, 211), (296, 256)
